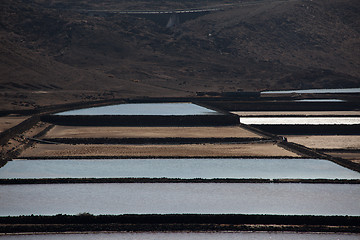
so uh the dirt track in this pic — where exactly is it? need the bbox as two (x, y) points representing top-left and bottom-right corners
(0, 116), (28, 133)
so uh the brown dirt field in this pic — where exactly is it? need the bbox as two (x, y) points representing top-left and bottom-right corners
(322, 151), (360, 164)
(44, 126), (262, 139)
(0, 116), (29, 133)
(285, 135), (360, 149)
(20, 142), (299, 158)
(232, 111), (360, 116)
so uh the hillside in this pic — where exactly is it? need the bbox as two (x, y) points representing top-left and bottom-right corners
(1, 0), (359, 110)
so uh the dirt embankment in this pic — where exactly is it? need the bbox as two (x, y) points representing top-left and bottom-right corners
(40, 114), (240, 126)
(1, 178), (358, 185)
(0, 214), (359, 233)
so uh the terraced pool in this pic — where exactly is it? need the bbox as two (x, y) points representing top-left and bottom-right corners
(1, 158), (359, 179)
(1, 183), (359, 216)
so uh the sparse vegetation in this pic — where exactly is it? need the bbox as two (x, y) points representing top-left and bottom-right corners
(1, 0), (359, 111)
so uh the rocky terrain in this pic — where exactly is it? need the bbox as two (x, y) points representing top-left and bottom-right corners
(1, 0), (359, 111)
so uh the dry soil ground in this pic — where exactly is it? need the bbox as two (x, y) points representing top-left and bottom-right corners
(286, 135), (360, 150)
(1, 0), (359, 111)
(44, 126), (263, 139)
(21, 122), (298, 158)
(20, 142), (299, 158)
(0, 121), (51, 161)
(285, 135), (360, 164)
(0, 116), (29, 133)
(322, 151), (360, 164)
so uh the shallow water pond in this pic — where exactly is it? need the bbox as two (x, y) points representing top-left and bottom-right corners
(1, 158), (359, 180)
(55, 103), (220, 116)
(240, 117), (360, 125)
(1, 232), (359, 240)
(1, 183), (359, 216)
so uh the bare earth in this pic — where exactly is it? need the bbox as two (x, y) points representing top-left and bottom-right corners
(1, 0), (359, 111)
(285, 136), (360, 150)
(44, 126), (262, 139)
(322, 151), (360, 164)
(20, 143), (299, 158)
(1, 122), (51, 157)
(0, 116), (28, 133)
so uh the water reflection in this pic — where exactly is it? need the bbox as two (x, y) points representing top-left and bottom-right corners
(1, 183), (359, 216)
(1, 158), (359, 179)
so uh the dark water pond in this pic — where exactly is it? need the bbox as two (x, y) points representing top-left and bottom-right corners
(55, 103), (220, 116)
(1, 158), (359, 179)
(1, 232), (359, 240)
(1, 183), (359, 216)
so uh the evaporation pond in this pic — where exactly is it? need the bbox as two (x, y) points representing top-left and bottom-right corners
(1, 232), (359, 240)
(1, 158), (359, 179)
(54, 103), (220, 116)
(240, 117), (360, 125)
(1, 183), (359, 216)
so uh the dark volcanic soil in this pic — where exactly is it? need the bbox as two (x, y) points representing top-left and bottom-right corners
(1, 0), (359, 111)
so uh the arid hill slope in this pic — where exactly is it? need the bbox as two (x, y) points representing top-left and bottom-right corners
(1, 0), (359, 110)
